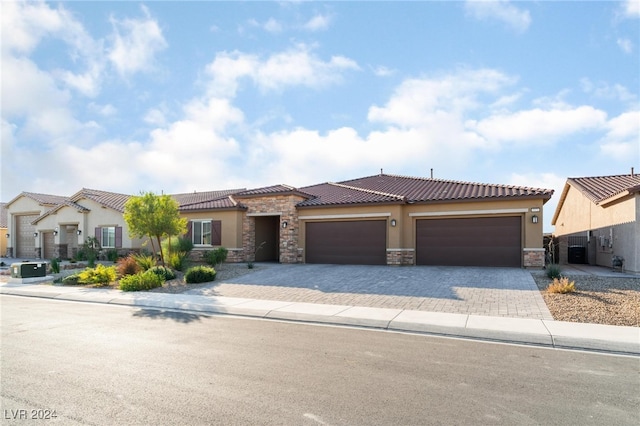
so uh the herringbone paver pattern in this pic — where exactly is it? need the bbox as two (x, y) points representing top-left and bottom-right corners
(185, 264), (554, 320)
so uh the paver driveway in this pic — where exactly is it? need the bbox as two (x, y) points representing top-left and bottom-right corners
(185, 264), (554, 320)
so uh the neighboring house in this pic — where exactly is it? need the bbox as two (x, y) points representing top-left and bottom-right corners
(5, 173), (554, 268)
(5, 192), (69, 259)
(552, 172), (640, 274)
(1, 202), (7, 257)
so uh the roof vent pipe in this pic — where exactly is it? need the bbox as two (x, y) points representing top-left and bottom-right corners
(632, 167), (635, 177)
(430, 168), (433, 179)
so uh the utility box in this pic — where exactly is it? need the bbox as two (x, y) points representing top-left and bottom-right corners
(568, 245), (586, 264)
(11, 262), (47, 279)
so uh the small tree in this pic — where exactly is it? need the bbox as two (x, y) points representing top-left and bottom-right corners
(123, 192), (187, 267)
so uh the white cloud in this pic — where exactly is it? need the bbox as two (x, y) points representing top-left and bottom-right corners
(264, 18), (283, 33)
(303, 14), (331, 31)
(467, 106), (608, 145)
(2, 1), (105, 97)
(372, 65), (395, 77)
(622, 0), (640, 18)
(368, 68), (515, 128)
(465, 0), (531, 33)
(205, 44), (359, 98)
(598, 110), (640, 161)
(108, 5), (167, 76)
(617, 37), (633, 53)
(508, 172), (566, 232)
(580, 78), (637, 103)
(88, 103), (117, 117)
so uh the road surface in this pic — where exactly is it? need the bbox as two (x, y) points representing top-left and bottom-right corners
(1, 295), (638, 425)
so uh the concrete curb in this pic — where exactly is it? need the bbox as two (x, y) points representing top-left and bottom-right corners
(1, 284), (638, 356)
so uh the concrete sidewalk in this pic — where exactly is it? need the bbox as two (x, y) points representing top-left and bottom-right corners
(1, 281), (638, 356)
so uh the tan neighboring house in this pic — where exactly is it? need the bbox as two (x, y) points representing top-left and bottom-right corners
(1, 202), (8, 257)
(552, 172), (640, 274)
(5, 173), (554, 268)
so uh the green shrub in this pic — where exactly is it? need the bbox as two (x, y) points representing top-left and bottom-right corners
(119, 270), (163, 292)
(546, 264), (562, 279)
(106, 249), (119, 262)
(162, 236), (194, 255)
(50, 258), (61, 274)
(205, 247), (228, 266)
(62, 274), (81, 285)
(148, 266), (176, 281)
(132, 253), (156, 271)
(116, 255), (141, 277)
(184, 266), (217, 284)
(78, 264), (117, 286)
(167, 251), (189, 271)
(547, 277), (576, 294)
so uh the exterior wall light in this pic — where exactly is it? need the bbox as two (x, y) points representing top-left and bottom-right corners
(77, 230), (82, 235)
(390, 219), (397, 227)
(5, 233), (9, 238)
(282, 221), (288, 229)
(532, 215), (539, 224)
(53, 230), (58, 236)
(33, 232), (38, 238)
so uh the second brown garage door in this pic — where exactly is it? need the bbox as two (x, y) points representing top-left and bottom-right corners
(306, 220), (386, 265)
(416, 216), (521, 267)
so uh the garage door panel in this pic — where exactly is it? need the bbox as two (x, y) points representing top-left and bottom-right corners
(417, 217), (521, 267)
(306, 221), (386, 265)
(16, 214), (37, 258)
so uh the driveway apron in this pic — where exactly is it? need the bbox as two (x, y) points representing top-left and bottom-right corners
(185, 264), (554, 320)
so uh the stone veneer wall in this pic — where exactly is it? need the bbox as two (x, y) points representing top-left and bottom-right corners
(241, 195), (305, 264)
(386, 249), (415, 266)
(523, 248), (545, 268)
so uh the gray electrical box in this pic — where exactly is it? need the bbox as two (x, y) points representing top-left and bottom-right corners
(11, 262), (47, 279)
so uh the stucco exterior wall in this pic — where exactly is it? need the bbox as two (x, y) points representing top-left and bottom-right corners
(554, 186), (636, 236)
(554, 188), (638, 274)
(181, 210), (245, 262)
(297, 198), (547, 267)
(0, 228), (7, 258)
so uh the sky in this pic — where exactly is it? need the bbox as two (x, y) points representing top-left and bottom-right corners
(1, 0), (639, 233)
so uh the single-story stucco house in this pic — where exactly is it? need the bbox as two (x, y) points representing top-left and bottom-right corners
(552, 171), (640, 274)
(5, 173), (554, 268)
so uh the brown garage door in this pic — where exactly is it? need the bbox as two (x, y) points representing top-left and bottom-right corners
(416, 216), (521, 267)
(306, 220), (386, 265)
(16, 214), (37, 258)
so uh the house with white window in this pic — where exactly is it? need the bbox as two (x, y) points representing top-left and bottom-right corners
(5, 173), (554, 268)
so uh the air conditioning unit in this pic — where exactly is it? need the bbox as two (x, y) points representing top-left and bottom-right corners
(11, 262), (47, 279)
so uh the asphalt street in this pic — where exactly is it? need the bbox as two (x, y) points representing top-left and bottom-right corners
(1, 295), (638, 425)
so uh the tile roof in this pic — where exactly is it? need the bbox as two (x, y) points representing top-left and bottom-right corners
(179, 196), (246, 211)
(70, 188), (132, 212)
(298, 182), (405, 207)
(567, 174), (640, 204)
(299, 173), (553, 207)
(7, 191), (68, 207)
(171, 189), (245, 206)
(234, 184), (314, 199)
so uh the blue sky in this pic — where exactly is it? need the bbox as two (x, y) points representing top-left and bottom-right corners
(1, 0), (639, 232)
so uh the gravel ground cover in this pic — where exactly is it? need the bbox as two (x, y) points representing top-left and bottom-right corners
(531, 272), (639, 327)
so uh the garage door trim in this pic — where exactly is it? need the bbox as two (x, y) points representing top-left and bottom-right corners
(409, 208), (528, 217)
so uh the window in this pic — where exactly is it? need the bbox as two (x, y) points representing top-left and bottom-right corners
(191, 220), (221, 246)
(102, 226), (116, 248)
